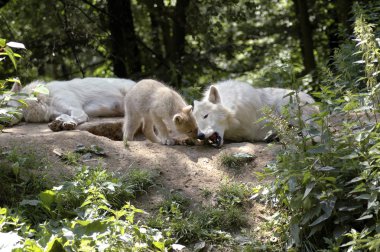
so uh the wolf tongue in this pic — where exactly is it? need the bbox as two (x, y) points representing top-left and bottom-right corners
(209, 132), (218, 143)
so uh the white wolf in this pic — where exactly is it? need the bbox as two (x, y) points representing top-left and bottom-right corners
(123, 79), (198, 145)
(193, 80), (318, 147)
(5, 77), (135, 131)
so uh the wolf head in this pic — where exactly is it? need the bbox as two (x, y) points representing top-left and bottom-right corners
(173, 105), (198, 139)
(193, 85), (231, 147)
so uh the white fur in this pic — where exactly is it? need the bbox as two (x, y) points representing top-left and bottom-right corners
(7, 77), (135, 131)
(123, 79), (198, 145)
(193, 80), (318, 146)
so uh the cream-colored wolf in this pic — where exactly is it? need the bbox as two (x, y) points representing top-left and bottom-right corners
(123, 79), (198, 145)
(193, 80), (319, 147)
(6, 77), (135, 131)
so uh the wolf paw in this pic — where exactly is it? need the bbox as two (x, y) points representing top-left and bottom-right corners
(48, 116), (78, 131)
(161, 138), (175, 146)
(48, 119), (63, 132)
(174, 138), (199, 146)
(62, 121), (77, 130)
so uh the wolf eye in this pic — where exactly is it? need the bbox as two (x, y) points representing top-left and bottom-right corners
(187, 130), (193, 133)
(203, 114), (209, 119)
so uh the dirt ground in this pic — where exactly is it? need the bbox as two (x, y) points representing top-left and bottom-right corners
(0, 118), (280, 226)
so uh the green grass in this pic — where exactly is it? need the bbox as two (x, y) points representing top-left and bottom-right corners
(0, 146), (49, 207)
(217, 181), (249, 207)
(125, 168), (155, 192)
(61, 151), (81, 165)
(219, 152), (256, 170)
(147, 181), (252, 246)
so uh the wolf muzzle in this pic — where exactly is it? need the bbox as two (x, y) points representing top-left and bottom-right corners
(197, 132), (205, 140)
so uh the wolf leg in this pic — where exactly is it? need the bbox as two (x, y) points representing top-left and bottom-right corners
(143, 116), (160, 143)
(152, 115), (175, 145)
(123, 111), (141, 141)
(69, 108), (89, 125)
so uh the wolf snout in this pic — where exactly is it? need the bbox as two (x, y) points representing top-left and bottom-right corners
(197, 132), (206, 140)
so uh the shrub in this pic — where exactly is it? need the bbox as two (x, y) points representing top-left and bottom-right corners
(259, 5), (380, 251)
(0, 39), (26, 130)
(0, 165), (178, 251)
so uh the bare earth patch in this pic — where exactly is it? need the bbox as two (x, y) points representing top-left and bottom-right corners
(0, 118), (279, 229)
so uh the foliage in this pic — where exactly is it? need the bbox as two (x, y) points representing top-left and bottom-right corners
(258, 6), (380, 251)
(0, 146), (262, 251)
(0, 38), (25, 130)
(0, 164), (178, 251)
(147, 181), (251, 248)
(219, 152), (256, 170)
(0, 0), (349, 89)
(0, 146), (49, 207)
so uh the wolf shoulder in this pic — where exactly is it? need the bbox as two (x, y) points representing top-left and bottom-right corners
(126, 79), (186, 111)
(206, 80), (314, 106)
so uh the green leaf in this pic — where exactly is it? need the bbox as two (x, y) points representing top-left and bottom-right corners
(290, 223), (300, 247)
(368, 194), (378, 209)
(0, 38), (6, 47)
(315, 166), (335, 171)
(288, 177), (298, 193)
(46, 238), (65, 252)
(75, 220), (107, 235)
(309, 197), (336, 226)
(355, 194), (371, 200)
(321, 177), (336, 183)
(340, 153), (359, 160)
(4, 47), (17, 69)
(153, 241), (165, 251)
(302, 171), (311, 184)
(0, 208), (7, 215)
(23, 239), (43, 251)
(39, 190), (56, 210)
(302, 182), (315, 200)
(33, 84), (49, 95)
(307, 145), (327, 154)
(20, 199), (40, 206)
(6, 41), (26, 49)
(356, 214), (373, 221)
(345, 176), (364, 185)
(338, 205), (362, 211)
(12, 162), (20, 177)
(308, 224), (323, 238)
(5, 78), (21, 84)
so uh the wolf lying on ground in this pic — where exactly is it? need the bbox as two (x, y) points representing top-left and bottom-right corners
(6, 77), (135, 131)
(193, 80), (319, 147)
(123, 79), (198, 145)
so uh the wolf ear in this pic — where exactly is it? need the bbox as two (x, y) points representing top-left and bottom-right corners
(182, 105), (192, 114)
(208, 85), (221, 104)
(173, 114), (183, 125)
(10, 82), (22, 93)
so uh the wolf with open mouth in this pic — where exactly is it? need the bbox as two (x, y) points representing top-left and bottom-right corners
(193, 80), (319, 147)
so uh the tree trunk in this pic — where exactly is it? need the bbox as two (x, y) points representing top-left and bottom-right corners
(141, 0), (189, 87)
(171, 0), (190, 87)
(293, 0), (316, 76)
(107, 0), (141, 78)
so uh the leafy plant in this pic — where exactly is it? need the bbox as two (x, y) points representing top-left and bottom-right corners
(0, 39), (26, 130)
(0, 147), (49, 207)
(258, 5), (380, 251)
(125, 168), (156, 193)
(60, 151), (81, 165)
(0, 165), (180, 251)
(219, 152), (256, 170)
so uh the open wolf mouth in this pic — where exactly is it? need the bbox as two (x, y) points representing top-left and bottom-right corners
(207, 132), (222, 147)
